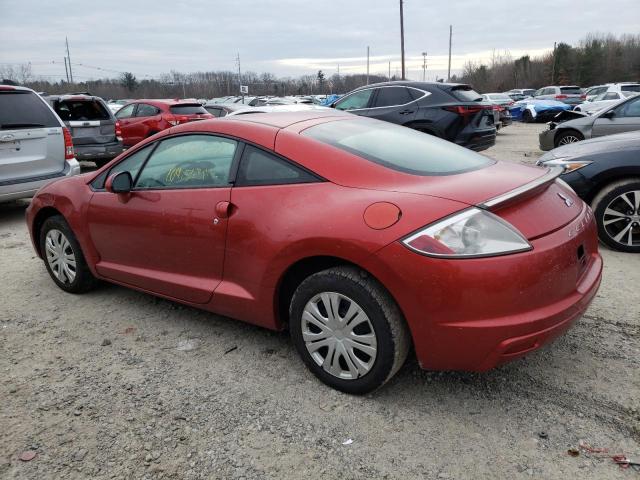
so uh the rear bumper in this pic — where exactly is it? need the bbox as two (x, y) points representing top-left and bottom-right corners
(0, 159), (81, 202)
(457, 128), (496, 152)
(366, 202), (602, 371)
(74, 141), (124, 161)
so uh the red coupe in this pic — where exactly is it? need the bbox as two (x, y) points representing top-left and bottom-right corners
(26, 111), (602, 394)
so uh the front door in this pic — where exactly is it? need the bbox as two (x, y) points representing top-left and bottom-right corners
(592, 95), (640, 138)
(87, 133), (239, 303)
(367, 86), (418, 124)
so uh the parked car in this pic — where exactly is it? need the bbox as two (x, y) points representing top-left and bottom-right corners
(510, 99), (571, 123)
(0, 85), (80, 202)
(537, 130), (640, 252)
(26, 111), (601, 393)
(115, 99), (213, 147)
(480, 93), (514, 129)
(44, 94), (124, 167)
(533, 86), (585, 105)
(106, 99), (131, 114)
(582, 83), (640, 102)
(574, 91), (639, 115)
(226, 104), (332, 116)
(331, 81), (496, 151)
(539, 92), (640, 150)
(505, 89), (536, 101)
(204, 103), (251, 117)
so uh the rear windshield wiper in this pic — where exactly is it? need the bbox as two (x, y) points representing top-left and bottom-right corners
(0, 123), (46, 130)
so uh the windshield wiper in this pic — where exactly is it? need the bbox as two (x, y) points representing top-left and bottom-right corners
(0, 123), (46, 130)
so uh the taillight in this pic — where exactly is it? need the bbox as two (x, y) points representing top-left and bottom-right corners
(444, 105), (490, 126)
(580, 94), (586, 100)
(555, 94), (567, 100)
(166, 115), (189, 126)
(62, 127), (74, 161)
(115, 120), (122, 139)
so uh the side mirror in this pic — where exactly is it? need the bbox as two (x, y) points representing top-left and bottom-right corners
(601, 109), (615, 119)
(105, 171), (133, 194)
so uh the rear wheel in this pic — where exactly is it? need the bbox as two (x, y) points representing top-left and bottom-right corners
(555, 130), (584, 148)
(522, 110), (534, 123)
(591, 179), (640, 253)
(40, 215), (98, 293)
(289, 266), (410, 394)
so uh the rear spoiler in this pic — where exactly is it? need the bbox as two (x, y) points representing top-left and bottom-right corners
(478, 166), (564, 209)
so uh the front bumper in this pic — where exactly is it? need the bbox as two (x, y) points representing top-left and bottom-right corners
(538, 128), (557, 151)
(0, 159), (81, 202)
(74, 141), (124, 161)
(366, 203), (602, 371)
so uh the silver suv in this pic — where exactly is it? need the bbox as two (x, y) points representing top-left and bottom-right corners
(0, 85), (80, 202)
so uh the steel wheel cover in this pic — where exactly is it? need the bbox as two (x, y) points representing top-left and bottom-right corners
(45, 229), (77, 284)
(602, 190), (640, 247)
(301, 292), (377, 380)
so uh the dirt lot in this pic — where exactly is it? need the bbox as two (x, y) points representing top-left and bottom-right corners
(1, 123), (639, 479)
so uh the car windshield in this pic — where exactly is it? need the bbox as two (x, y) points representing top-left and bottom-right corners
(621, 85), (640, 92)
(53, 99), (110, 121)
(169, 105), (208, 115)
(302, 118), (493, 176)
(0, 90), (60, 129)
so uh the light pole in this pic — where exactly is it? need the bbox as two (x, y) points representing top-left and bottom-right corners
(422, 52), (427, 82)
(399, 0), (405, 80)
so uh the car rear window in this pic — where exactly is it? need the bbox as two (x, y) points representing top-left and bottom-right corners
(0, 91), (60, 129)
(447, 85), (483, 102)
(560, 87), (581, 94)
(488, 94), (511, 101)
(53, 99), (111, 121)
(169, 105), (208, 115)
(302, 118), (493, 176)
(621, 85), (640, 92)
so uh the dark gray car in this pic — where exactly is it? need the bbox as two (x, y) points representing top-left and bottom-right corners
(539, 93), (640, 150)
(44, 94), (123, 167)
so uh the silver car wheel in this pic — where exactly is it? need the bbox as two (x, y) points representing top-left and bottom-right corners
(45, 229), (77, 284)
(602, 190), (640, 247)
(558, 134), (581, 145)
(301, 292), (377, 380)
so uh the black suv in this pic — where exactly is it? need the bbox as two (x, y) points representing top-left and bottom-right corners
(44, 94), (124, 167)
(331, 81), (496, 151)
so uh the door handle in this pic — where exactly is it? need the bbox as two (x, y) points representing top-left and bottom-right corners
(398, 110), (415, 115)
(215, 201), (233, 219)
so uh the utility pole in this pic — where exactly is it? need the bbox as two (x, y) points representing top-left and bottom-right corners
(236, 53), (244, 103)
(388, 61), (391, 81)
(65, 37), (74, 83)
(422, 51), (427, 82)
(366, 46), (370, 85)
(63, 57), (69, 83)
(399, 0), (406, 80)
(447, 25), (452, 81)
(551, 41), (557, 84)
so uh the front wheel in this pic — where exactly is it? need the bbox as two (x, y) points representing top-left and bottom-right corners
(40, 215), (99, 293)
(289, 266), (410, 394)
(591, 179), (640, 253)
(555, 130), (584, 148)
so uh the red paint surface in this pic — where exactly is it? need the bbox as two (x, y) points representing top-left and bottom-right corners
(26, 112), (602, 372)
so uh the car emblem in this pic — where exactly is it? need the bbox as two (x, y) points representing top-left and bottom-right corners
(557, 192), (574, 207)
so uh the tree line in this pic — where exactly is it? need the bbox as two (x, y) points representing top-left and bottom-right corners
(453, 33), (640, 93)
(2, 32), (639, 99)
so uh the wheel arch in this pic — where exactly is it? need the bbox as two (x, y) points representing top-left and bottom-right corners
(31, 206), (64, 258)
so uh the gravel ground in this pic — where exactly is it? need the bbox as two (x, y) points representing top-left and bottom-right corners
(1, 123), (639, 479)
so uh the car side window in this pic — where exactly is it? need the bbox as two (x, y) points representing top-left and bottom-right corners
(91, 144), (154, 190)
(334, 89), (374, 111)
(115, 104), (135, 119)
(135, 104), (158, 117)
(614, 96), (640, 118)
(602, 93), (618, 100)
(135, 135), (237, 189)
(373, 87), (414, 108)
(235, 145), (319, 186)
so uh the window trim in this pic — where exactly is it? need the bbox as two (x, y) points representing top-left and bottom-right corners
(335, 86), (430, 112)
(233, 143), (324, 187)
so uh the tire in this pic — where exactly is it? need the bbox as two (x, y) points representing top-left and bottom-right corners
(554, 130), (584, 148)
(40, 215), (99, 293)
(522, 110), (534, 123)
(289, 266), (410, 394)
(591, 178), (640, 253)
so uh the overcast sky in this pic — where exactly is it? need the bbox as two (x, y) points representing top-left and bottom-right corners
(1, 0), (639, 82)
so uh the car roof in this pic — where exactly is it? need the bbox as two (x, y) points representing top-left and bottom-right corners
(0, 85), (36, 93)
(131, 99), (202, 106)
(219, 109), (349, 128)
(350, 80), (471, 91)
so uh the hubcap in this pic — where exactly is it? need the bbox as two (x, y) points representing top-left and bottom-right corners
(559, 135), (580, 145)
(301, 292), (377, 380)
(45, 229), (76, 284)
(602, 190), (640, 247)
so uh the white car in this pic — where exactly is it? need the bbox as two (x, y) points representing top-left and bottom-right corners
(0, 85), (81, 202)
(574, 91), (639, 115)
(106, 99), (131, 114)
(226, 104), (333, 116)
(582, 83), (640, 102)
